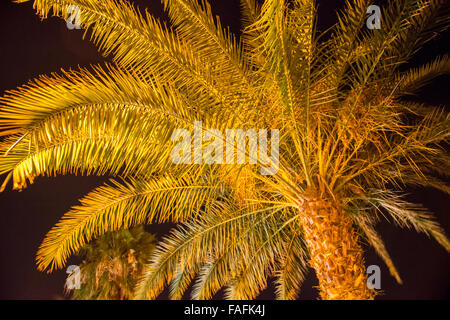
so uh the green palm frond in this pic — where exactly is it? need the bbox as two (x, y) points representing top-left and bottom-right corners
(344, 0), (428, 91)
(0, 104), (177, 189)
(68, 226), (156, 300)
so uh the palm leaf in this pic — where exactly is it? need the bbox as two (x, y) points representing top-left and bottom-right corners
(37, 174), (222, 272)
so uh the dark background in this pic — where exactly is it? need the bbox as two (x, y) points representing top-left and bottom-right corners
(0, 0), (449, 300)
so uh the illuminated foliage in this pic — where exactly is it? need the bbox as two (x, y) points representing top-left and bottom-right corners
(1, 0), (449, 299)
(67, 226), (156, 300)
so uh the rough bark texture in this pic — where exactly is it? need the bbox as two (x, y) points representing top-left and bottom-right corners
(301, 194), (376, 300)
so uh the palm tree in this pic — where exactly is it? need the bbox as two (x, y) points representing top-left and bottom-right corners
(66, 226), (155, 300)
(0, 0), (449, 300)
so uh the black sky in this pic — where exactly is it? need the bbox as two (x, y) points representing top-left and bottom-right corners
(0, 0), (449, 300)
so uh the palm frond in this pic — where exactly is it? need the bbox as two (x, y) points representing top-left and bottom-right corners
(19, 0), (235, 106)
(4, 0), (449, 300)
(396, 55), (450, 95)
(365, 190), (450, 252)
(0, 65), (200, 189)
(321, 0), (371, 90)
(135, 201), (287, 299)
(351, 211), (402, 284)
(37, 174), (221, 272)
(386, 0), (450, 66)
(169, 264), (200, 300)
(161, 0), (256, 103)
(273, 234), (309, 300)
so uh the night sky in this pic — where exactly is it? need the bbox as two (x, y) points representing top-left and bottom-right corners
(0, 0), (449, 300)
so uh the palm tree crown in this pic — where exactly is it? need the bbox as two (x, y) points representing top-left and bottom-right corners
(1, 0), (449, 299)
(67, 226), (156, 300)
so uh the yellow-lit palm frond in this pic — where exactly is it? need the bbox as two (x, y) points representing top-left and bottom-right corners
(382, 0), (449, 67)
(323, 0), (371, 88)
(135, 200), (303, 300)
(0, 64), (201, 189)
(161, 0), (258, 98)
(396, 55), (450, 95)
(38, 174), (223, 272)
(19, 0), (249, 109)
(1, 0), (450, 300)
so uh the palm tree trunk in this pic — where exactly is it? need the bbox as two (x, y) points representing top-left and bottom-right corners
(300, 193), (376, 300)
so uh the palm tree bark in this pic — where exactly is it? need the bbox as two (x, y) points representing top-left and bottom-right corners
(301, 193), (376, 300)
